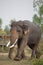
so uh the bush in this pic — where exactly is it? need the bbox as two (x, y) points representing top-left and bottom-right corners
(33, 59), (43, 65)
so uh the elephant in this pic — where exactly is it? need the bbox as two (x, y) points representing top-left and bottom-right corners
(6, 20), (41, 61)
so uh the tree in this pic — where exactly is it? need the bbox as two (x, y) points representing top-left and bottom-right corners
(0, 29), (7, 36)
(33, 14), (40, 25)
(33, 0), (43, 11)
(4, 25), (10, 35)
(39, 5), (43, 16)
(33, 0), (43, 39)
(0, 18), (2, 30)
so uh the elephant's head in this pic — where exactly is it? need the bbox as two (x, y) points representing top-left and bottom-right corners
(6, 22), (23, 48)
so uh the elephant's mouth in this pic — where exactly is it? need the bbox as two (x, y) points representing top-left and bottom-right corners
(6, 38), (18, 48)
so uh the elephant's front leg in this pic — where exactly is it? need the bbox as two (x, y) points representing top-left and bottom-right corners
(8, 47), (14, 59)
(14, 36), (28, 61)
(14, 45), (26, 61)
(21, 50), (26, 59)
(14, 50), (26, 60)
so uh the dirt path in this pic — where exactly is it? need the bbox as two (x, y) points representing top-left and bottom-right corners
(0, 53), (8, 55)
(0, 52), (31, 57)
(0, 53), (43, 65)
(0, 53), (31, 65)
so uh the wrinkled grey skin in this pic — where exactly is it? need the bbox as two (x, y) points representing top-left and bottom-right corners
(8, 20), (41, 61)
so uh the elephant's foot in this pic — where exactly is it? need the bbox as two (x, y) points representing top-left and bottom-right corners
(14, 55), (27, 61)
(14, 56), (22, 61)
(30, 57), (35, 60)
(8, 54), (12, 59)
(8, 56), (12, 59)
(22, 54), (27, 59)
(31, 49), (36, 59)
(31, 54), (36, 60)
(36, 52), (41, 59)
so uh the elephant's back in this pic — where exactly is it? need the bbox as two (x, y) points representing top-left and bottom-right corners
(23, 20), (41, 32)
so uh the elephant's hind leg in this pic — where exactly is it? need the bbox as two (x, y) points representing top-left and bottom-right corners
(28, 44), (36, 59)
(35, 47), (41, 58)
(29, 44), (41, 59)
(31, 48), (36, 59)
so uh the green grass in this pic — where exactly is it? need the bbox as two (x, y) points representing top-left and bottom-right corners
(30, 59), (43, 65)
(39, 41), (43, 54)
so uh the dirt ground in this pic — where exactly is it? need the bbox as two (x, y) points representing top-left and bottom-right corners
(0, 45), (43, 65)
(0, 53), (31, 65)
(0, 52), (43, 65)
(0, 46), (32, 65)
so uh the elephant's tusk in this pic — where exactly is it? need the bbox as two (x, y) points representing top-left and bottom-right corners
(9, 44), (14, 48)
(9, 38), (18, 48)
(6, 41), (10, 47)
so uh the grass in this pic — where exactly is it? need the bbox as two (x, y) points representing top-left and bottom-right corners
(30, 59), (43, 65)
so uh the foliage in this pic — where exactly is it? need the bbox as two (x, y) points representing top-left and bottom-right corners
(0, 29), (7, 36)
(33, 14), (40, 25)
(39, 5), (43, 15)
(0, 18), (2, 29)
(33, 0), (43, 11)
(41, 24), (43, 32)
(4, 25), (10, 35)
(33, 0), (43, 35)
